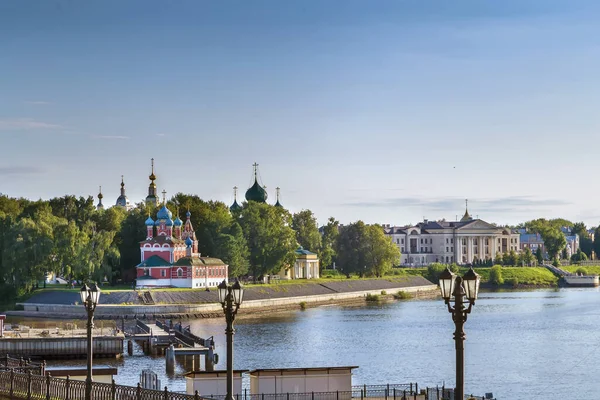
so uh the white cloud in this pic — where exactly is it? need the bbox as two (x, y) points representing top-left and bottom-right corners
(91, 135), (130, 140)
(24, 101), (51, 105)
(0, 118), (62, 130)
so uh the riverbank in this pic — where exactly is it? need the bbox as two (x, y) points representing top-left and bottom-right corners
(5, 276), (438, 320)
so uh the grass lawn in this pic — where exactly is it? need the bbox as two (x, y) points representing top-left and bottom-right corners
(562, 266), (600, 275)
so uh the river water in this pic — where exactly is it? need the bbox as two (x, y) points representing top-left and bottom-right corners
(15, 288), (600, 399)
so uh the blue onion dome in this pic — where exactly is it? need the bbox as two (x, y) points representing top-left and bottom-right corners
(186, 210), (191, 218)
(230, 200), (242, 212)
(174, 217), (183, 226)
(145, 216), (155, 226)
(245, 179), (268, 203)
(185, 237), (193, 247)
(165, 218), (174, 226)
(156, 205), (173, 220)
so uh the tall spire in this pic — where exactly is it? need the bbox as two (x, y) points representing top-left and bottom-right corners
(230, 186), (242, 212)
(97, 186), (104, 210)
(245, 162), (268, 203)
(146, 158), (159, 207)
(116, 176), (131, 210)
(275, 187), (283, 208)
(162, 190), (167, 205)
(460, 198), (472, 222)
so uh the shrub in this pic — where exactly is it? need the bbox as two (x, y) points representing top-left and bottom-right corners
(394, 290), (412, 300)
(365, 293), (380, 302)
(489, 265), (504, 285)
(507, 277), (519, 287)
(576, 267), (588, 275)
(299, 301), (306, 310)
(380, 290), (387, 295)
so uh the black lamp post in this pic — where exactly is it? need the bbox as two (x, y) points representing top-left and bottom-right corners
(80, 283), (101, 400)
(439, 267), (480, 400)
(217, 279), (244, 400)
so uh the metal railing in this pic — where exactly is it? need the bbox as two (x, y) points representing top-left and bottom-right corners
(0, 369), (206, 400)
(0, 355), (46, 376)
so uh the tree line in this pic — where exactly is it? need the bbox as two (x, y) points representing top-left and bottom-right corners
(0, 194), (400, 303)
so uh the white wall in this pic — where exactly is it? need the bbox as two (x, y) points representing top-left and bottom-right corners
(250, 370), (353, 394)
(186, 374), (243, 396)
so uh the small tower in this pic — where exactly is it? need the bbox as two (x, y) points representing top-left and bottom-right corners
(173, 208), (183, 239)
(230, 186), (242, 212)
(116, 176), (132, 210)
(245, 162), (268, 203)
(182, 210), (198, 254)
(97, 186), (104, 210)
(146, 158), (159, 207)
(274, 187), (283, 208)
(145, 214), (155, 239)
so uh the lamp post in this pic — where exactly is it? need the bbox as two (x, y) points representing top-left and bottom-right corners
(217, 279), (244, 400)
(438, 267), (480, 400)
(80, 283), (101, 400)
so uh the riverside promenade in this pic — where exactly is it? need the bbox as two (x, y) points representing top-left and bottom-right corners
(7, 277), (437, 320)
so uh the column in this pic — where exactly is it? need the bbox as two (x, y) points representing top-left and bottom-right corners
(491, 235), (497, 261)
(456, 236), (461, 264)
(468, 237), (473, 264)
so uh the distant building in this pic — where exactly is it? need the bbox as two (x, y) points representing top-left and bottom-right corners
(519, 233), (545, 254)
(135, 203), (228, 288)
(277, 246), (320, 280)
(230, 162), (284, 211)
(115, 176), (134, 211)
(384, 201), (520, 266)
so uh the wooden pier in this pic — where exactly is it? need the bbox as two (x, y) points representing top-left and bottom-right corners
(128, 320), (216, 372)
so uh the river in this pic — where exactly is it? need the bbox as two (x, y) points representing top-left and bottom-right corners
(13, 288), (600, 399)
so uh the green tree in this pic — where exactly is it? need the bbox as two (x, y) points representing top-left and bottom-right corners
(335, 221), (368, 277)
(519, 247), (534, 266)
(216, 222), (249, 278)
(335, 221), (400, 277)
(594, 226), (600, 260)
(572, 222), (588, 238)
(363, 224), (400, 277)
(489, 265), (504, 285)
(571, 249), (588, 263)
(117, 206), (148, 282)
(239, 202), (297, 279)
(291, 210), (322, 254)
(535, 247), (544, 264)
(541, 228), (566, 260)
(320, 217), (339, 269)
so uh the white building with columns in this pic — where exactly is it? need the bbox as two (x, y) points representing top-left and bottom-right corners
(384, 204), (521, 266)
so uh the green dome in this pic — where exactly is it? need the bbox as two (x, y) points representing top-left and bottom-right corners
(245, 179), (268, 203)
(230, 200), (243, 212)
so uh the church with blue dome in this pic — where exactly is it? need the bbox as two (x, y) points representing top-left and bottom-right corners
(135, 202), (228, 288)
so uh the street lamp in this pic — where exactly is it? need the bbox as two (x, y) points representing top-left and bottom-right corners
(439, 267), (480, 400)
(80, 283), (101, 400)
(217, 279), (244, 400)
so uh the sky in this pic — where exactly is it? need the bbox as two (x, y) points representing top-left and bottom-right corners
(1, 0), (600, 227)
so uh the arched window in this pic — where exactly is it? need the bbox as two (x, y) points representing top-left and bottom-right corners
(177, 268), (183, 278)
(144, 268), (149, 276)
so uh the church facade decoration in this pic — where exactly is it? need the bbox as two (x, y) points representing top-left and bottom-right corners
(135, 201), (228, 288)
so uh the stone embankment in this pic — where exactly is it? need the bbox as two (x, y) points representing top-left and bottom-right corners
(8, 276), (437, 320)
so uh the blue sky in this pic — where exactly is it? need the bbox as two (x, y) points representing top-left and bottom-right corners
(2, 0), (600, 227)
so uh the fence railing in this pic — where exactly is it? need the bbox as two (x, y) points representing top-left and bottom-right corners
(0, 355), (46, 376)
(0, 369), (205, 400)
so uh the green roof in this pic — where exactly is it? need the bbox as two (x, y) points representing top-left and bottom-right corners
(245, 179), (268, 203)
(295, 246), (316, 256)
(136, 255), (171, 268)
(174, 256), (226, 266)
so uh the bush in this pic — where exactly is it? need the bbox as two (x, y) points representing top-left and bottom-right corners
(299, 301), (306, 310)
(394, 290), (412, 300)
(489, 265), (504, 285)
(576, 267), (588, 275)
(380, 290), (387, 295)
(506, 278), (519, 287)
(365, 293), (380, 302)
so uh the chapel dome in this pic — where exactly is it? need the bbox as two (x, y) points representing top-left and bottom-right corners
(157, 205), (173, 220)
(245, 179), (268, 203)
(145, 216), (155, 226)
(174, 217), (183, 226)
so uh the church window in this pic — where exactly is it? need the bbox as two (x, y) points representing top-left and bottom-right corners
(144, 268), (149, 276)
(161, 270), (166, 277)
(177, 268), (183, 278)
